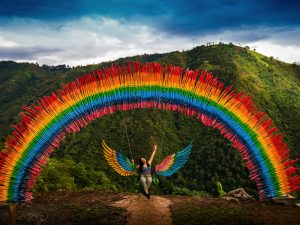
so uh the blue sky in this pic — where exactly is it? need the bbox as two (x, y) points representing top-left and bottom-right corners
(0, 0), (299, 65)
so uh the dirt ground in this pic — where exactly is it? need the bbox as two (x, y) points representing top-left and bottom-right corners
(113, 194), (172, 225)
(167, 195), (300, 225)
(0, 191), (300, 225)
(0, 191), (128, 225)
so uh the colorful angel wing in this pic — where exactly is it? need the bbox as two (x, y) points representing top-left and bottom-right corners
(102, 140), (136, 176)
(155, 143), (192, 176)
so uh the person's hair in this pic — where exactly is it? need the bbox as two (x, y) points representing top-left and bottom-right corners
(138, 158), (149, 174)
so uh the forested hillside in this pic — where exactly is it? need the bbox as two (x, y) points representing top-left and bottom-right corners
(1, 43), (299, 197)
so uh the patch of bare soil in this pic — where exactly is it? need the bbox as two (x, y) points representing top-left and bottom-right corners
(113, 194), (172, 225)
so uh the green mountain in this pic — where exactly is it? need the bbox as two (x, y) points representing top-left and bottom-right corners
(0, 43), (299, 197)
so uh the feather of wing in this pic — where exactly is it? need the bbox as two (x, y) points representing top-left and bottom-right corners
(155, 143), (192, 176)
(102, 140), (136, 176)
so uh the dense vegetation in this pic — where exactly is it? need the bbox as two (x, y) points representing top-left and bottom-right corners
(0, 43), (299, 198)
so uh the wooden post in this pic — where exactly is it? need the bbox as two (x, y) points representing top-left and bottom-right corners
(9, 203), (16, 225)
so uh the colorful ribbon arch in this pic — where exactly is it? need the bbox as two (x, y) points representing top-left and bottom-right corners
(0, 62), (299, 203)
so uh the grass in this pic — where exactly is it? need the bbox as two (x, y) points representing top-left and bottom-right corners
(172, 187), (210, 197)
(248, 50), (269, 68)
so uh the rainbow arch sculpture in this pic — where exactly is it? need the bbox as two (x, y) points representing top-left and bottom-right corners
(0, 62), (299, 203)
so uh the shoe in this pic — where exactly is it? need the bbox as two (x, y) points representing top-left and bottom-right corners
(147, 193), (150, 199)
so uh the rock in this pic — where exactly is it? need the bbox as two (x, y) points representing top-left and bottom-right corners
(222, 196), (239, 203)
(224, 188), (255, 201)
(272, 195), (297, 206)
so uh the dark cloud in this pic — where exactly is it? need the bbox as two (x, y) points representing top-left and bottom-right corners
(0, 46), (62, 60)
(0, 0), (299, 36)
(0, 1), (299, 65)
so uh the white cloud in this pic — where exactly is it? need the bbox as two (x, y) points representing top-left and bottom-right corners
(0, 36), (18, 47)
(0, 17), (299, 66)
(248, 41), (300, 63)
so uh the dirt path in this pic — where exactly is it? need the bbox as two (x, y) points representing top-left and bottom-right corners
(113, 195), (173, 225)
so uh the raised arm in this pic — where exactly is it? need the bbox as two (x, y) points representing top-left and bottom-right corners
(148, 145), (157, 165)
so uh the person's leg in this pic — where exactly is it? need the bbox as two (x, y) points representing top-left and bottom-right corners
(140, 175), (148, 194)
(144, 176), (152, 199)
(146, 176), (152, 192)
